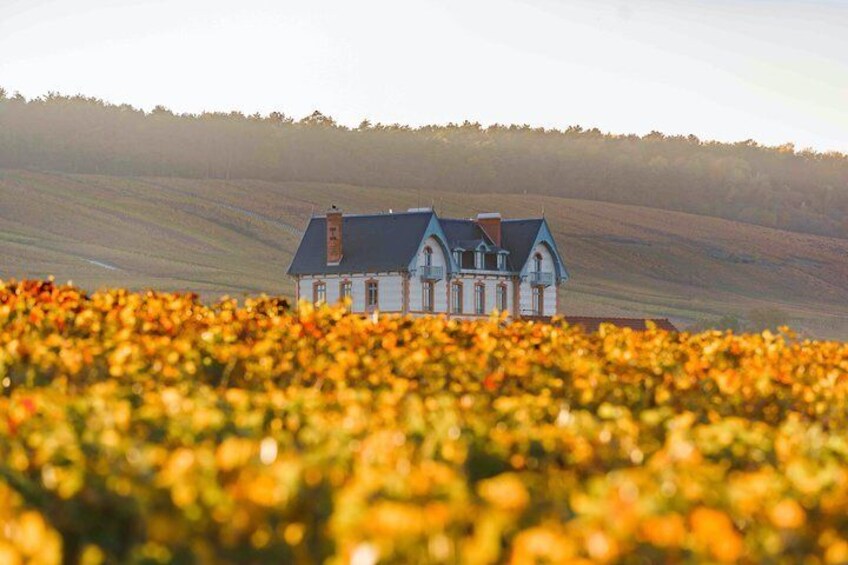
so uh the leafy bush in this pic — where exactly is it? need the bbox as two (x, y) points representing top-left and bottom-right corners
(2, 280), (848, 563)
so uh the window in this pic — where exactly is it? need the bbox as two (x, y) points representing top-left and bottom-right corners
(497, 254), (506, 271)
(453, 250), (461, 266)
(475, 251), (484, 269)
(340, 280), (352, 307)
(496, 284), (508, 312)
(313, 281), (326, 304)
(534, 253), (543, 273)
(366, 280), (379, 310)
(424, 246), (433, 267)
(474, 284), (485, 314)
(532, 286), (543, 316)
(340, 280), (352, 300)
(451, 282), (463, 314)
(422, 281), (434, 312)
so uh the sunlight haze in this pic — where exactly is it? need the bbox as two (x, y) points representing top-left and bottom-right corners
(1, 0), (846, 152)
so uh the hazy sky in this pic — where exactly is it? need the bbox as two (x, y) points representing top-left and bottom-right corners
(1, 0), (846, 151)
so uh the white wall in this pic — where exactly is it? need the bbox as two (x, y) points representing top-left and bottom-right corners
(295, 249), (560, 318)
(409, 236), (449, 313)
(297, 273), (405, 312)
(518, 281), (557, 317)
(526, 242), (556, 275)
(448, 275), (513, 318)
(519, 243), (558, 316)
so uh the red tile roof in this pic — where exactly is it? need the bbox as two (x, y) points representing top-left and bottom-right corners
(563, 316), (678, 332)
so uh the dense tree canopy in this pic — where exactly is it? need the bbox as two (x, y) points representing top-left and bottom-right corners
(1, 90), (846, 237)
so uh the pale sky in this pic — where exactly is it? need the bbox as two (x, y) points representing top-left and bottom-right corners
(1, 0), (846, 152)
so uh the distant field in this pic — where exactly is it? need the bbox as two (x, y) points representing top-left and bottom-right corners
(1, 169), (847, 338)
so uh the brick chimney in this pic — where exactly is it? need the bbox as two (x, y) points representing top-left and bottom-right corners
(326, 205), (343, 265)
(476, 212), (502, 246)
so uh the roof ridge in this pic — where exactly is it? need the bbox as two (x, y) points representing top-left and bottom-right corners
(439, 217), (544, 222)
(311, 210), (435, 219)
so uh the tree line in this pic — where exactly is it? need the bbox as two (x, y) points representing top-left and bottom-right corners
(1, 88), (847, 237)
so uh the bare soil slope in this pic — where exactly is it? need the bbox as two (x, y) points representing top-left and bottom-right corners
(2, 170), (846, 338)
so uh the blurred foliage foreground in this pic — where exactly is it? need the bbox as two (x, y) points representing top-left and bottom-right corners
(2, 280), (848, 564)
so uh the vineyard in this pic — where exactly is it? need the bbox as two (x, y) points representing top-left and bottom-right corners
(2, 279), (848, 564)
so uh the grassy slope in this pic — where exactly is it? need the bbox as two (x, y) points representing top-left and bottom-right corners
(1, 169), (847, 338)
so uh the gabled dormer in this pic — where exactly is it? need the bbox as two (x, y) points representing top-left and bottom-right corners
(441, 213), (514, 273)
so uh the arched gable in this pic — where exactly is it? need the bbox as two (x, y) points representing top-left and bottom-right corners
(519, 220), (569, 282)
(408, 214), (458, 274)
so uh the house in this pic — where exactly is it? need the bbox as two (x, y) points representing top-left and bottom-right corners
(287, 207), (568, 318)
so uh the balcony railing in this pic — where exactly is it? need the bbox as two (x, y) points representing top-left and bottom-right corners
(419, 265), (444, 281)
(529, 271), (554, 287)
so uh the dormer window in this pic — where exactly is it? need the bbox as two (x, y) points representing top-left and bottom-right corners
(453, 250), (461, 266)
(424, 246), (433, 267)
(497, 254), (506, 271)
(475, 251), (484, 270)
(534, 252), (543, 273)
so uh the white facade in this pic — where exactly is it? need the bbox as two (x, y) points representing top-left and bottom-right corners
(297, 273), (405, 312)
(294, 248), (560, 318)
(448, 274), (514, 319)
(297, 272), (529, 317)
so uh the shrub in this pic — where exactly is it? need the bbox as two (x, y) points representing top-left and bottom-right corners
(2, 279), (848, 563)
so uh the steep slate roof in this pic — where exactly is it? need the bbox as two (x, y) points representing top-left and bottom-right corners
(287, 211), (553, 276)
(287, 211), (434, 275)
(439, 219), (494, 249)
(501, 219), (545, 272)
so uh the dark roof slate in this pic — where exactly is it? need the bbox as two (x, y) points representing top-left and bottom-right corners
(453, 239), (502, 252)
(501, 219), (544, 272)
(287, 211), (434, 275)
(440, 219), (493, 248)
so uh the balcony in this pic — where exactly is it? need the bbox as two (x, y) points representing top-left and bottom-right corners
(419, 265), (444, 281)
(529, 271), (554, 287)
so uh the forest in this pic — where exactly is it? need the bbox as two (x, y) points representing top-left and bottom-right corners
(1, 88), (847, 238)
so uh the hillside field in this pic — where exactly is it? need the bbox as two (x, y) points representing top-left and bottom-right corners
(1, 169), (848, 338)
